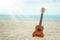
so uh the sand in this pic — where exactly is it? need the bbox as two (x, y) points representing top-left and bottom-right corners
(0, 20), (60, 40)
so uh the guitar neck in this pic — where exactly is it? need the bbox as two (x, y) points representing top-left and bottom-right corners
(39, 13), (43, 27)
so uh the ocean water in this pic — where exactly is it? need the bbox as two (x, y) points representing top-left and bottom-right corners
(0, 15), (60, 21)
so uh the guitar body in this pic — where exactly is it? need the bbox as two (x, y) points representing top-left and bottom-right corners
(32, 25), (44, 37)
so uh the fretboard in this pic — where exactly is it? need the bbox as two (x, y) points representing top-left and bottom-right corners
(39, 13), (43, 27)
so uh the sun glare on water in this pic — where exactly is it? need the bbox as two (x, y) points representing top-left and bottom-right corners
(0, 0), (24, 19)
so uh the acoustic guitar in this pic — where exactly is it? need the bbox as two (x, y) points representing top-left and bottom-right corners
(32, 8), (45, 37)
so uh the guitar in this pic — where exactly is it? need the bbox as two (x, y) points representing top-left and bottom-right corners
(32, 8), (45, 37)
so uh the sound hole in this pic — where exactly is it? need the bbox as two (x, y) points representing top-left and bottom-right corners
(38, 29), (41, 32)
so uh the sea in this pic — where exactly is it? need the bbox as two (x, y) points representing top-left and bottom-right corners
(0, 14), (60, 21)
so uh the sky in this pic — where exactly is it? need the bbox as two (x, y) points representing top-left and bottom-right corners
(0, 0), (60, 15)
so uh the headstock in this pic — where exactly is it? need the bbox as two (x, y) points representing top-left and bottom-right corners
(41, 8), (45, 14)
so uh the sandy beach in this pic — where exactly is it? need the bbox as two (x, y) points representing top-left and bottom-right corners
(0, 20), (60, 40)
